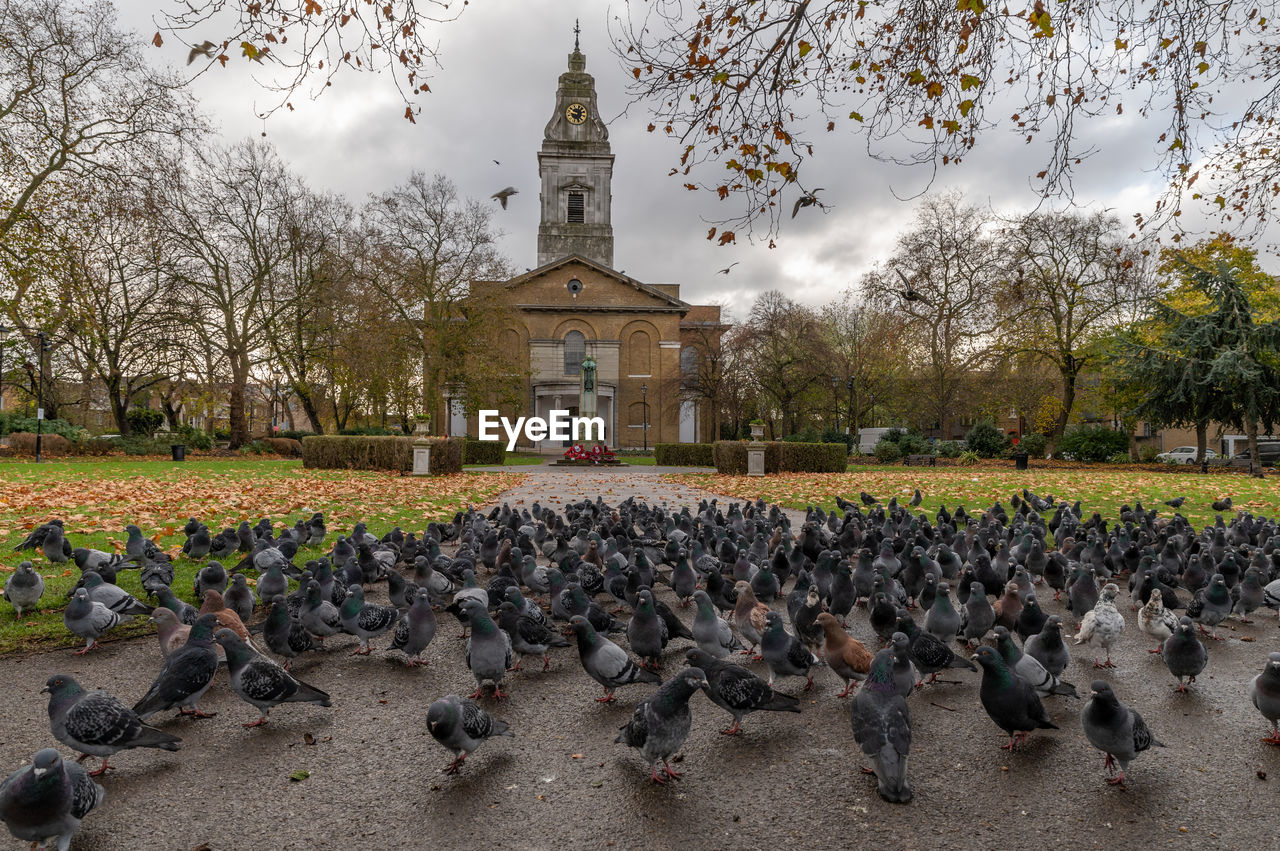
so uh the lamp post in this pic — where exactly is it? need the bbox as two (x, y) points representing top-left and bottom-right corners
(830, 376), (840, 431)
(34, 331), (48, 463)
(640, 383), (648, 453)
(0, 325), (9, 412)
(845, 376), (855, 435)
(271, 373), (281, 434)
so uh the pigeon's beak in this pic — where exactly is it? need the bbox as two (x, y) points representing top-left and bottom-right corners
(39, 685), (50, 694)
(970, 654), (979, 661)
(32, 767), (46, 778)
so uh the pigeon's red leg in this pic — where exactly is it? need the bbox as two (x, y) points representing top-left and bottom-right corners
(243, 716), (269, 728)
(662, 760), (682, 779)
(87, 758), (112, 777)
(719, 721), (742, 735)
(491, 685), (509, 700)
(649, 765), (667, 783)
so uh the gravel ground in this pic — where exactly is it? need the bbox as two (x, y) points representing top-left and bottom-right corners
(0, 467), (1276, 850)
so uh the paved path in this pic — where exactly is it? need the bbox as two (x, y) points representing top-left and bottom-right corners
(0, 468), (1275, 849)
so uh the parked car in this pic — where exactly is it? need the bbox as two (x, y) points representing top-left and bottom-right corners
(1155, 446), (1218, 464)
(1231, 442), (1280, 465)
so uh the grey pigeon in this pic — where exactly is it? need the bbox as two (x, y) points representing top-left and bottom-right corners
(959, 580), (994, 645)
(1074, 583), (1125, 668)
(1081, 680), (1162, 785)
(43, 673), (181, 776)
(301, 578), (342, 643)
(154, 586), (197, 626)
(495, 600), (565, 672)
(691, 590), (742, 658)
(1250, 652), (1280, 744)
(216, 628), (331, 727)
(626, 588), (668, 670)
(63, 588), (127, 654)
(80, 570), (151, 616)
(390, 589), (438, 667)
(223, 573), (255, 623)
(1137, 593), (1179, 653)
(339, 584), (401, 654)
(972, 645), (1059, 751)
(1187, 573), (1232, 639)
(896, 612), (976, 686)
(461, 598), (513, 699)
(761, 610), (813, 689)
(993, 627), (1076, 698)
(194, 560), (228, 598)
(132, 613), (220, 719)
(684, 647), (798, 735)
(255, 562), (288, 606)
(427, 695), (513, 774)
(1023, 614), (1071, 677)
(41, 523), (72, 563)
(182, 525), (211, 559)
(262, 596), (316, 670)
(0, 747), (104, 851)
(614, 667), (708, 783)
(923, 581), (961, 642)
(4, 560), (43, 616)
(569, 615), (660, 702)
(849, 647), (913, 804)
(1161, 616), (1208, 692)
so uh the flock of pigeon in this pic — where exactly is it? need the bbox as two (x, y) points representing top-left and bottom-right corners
(2, 488), (1280, 848)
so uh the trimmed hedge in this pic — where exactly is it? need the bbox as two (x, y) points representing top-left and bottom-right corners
(6, 432), (70, 456)
(301, 435), (463, 474)
(464, 439), (505, 465)
(264, 437), (303, 457)
(654, 443), (715, 466)
(712, 441), (846, 474)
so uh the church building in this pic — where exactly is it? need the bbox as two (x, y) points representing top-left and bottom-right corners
(454, 39), (724, 451)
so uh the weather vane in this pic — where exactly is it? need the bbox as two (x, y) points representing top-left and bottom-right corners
(574, 18), (580, 51)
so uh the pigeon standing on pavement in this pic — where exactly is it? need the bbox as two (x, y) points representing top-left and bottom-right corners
(1080, 680), (1162, 786)
(761, 611), (814, 690)
(262, 596), (317, 671)
(1161, 616), (1208, 692)
(3, 561), (44, 616)
(816, 612), (872, 697)
(1074, 583), (1125, 668)
(614, 667), (708, 783)
(992, 627), (1077, 699)
(426, 695), (513, 775)
(959, 581), (995, 646)
(0, 747), (104, 851)
(390, 589), (438, 667)
(683, 648), (799, 735)
(339, 585), (401, 655)
(63, 589), (127, 655)
(132, 614), (221, 719)
(568, 615), (660, 702)
(849, 647), (913, 804)
(691, 590), (743, 658)
(43, 674), (181, 776)
(216, 628), (331, 727)
(223, 574), (255, 623)
(1023, 615), (1071, 677)
(1250, 652), (1280, 745)
(1138, 593), (1179, 653)
(461, 598), (513, 699)
(972, 645), (1059, 751)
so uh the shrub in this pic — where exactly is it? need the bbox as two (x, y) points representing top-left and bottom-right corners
(240, 440), (274, 455)
(1108, 451), (1132, 464)
(873, 439), (903, 463)
(0, 414), (85, 440)
(463, 439), (505, 465)
(126, 408), (165, 437)
(302, 435), (463, 473)
(71, 437), (114, 456)
(213, 428), (231, 441)
(1058, 425), (1129, 463)
(264, 437), (303, 457)
(654, 443), (715, 466)
(1138, 444), (1160, 463)
(6, 432), (70, 455)
(1013, 432), (1048, 459)
(957, 449), (980, 466)
(338, 425), (398, 436)
(965, 420), (1010, 458)
(277, 429), (316, 441)
(776, 441), (846, 472)
(176, 426), (213, 451)
(935, 440), (964, 458)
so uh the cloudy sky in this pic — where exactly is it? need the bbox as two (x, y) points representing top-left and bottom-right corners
(115, 0), (1237, 319)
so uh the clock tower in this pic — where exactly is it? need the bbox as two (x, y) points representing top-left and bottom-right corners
(536, 31), (615, 268)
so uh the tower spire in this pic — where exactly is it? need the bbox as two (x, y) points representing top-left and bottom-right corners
(573, 18), (580, 52)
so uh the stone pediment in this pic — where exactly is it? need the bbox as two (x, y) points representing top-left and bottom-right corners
(503, 254), (688, 312)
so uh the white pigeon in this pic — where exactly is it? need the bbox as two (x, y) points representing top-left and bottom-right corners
(1137, 594), (1179, 654)
(1074, 583), (1125, 668)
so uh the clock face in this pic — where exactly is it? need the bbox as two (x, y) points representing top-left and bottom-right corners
(565, 102), (588, 125)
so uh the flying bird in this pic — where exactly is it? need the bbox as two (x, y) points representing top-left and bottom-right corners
(791, 188), (825, 218)
(896, 269), (928, 304)
(717, 262), (739, 275)
(491, 187), (518, 209)
(187, 40), (217, 65)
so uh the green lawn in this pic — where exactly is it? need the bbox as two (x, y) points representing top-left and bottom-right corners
(620, 456), (656, 466)
(0, 458), (521, 654)
(670, 466), (1280, 532)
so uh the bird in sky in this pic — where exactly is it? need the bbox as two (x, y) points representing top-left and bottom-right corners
(717, 262), (739, 275)
(187, 41), (217, 65)
(491, 187), (518, 209)
(791, 188), (825, 218)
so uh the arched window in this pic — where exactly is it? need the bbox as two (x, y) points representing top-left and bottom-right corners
(627, 330), (651, 375)
(628, 401), (647, 426)
(564, 330), (586, 375)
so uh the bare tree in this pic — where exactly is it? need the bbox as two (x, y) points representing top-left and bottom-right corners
(997, 210), (1153, 448)
(821, 295), (908, 439)
(862, 193), (999, 437)
(739, 290), (831, 436)
(164, 140), (297, 447)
